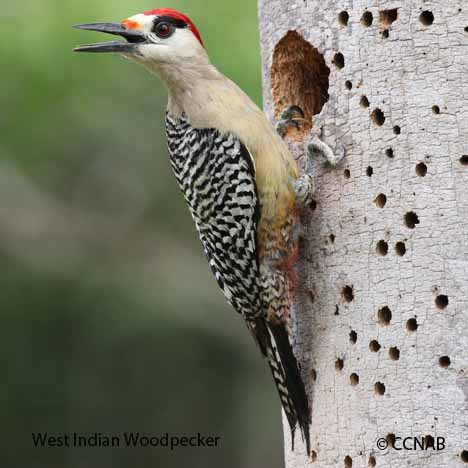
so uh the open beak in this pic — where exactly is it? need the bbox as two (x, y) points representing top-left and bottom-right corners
(73, 23), (147, 53)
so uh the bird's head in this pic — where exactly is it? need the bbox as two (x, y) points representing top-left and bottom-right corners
(74, 8), (206, 71)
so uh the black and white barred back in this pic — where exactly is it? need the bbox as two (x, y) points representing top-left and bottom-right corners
(165, 113), (262, 319)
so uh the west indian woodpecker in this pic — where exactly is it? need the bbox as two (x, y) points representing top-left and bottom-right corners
(74, 7), (343, 455)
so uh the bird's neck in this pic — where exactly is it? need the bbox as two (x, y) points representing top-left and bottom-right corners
(145, 56), (223, 117)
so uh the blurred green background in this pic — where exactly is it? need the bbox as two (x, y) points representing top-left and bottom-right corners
(1, 1), (284, 467)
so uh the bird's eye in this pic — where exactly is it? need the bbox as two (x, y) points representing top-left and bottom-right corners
(154, 22), (174, 39)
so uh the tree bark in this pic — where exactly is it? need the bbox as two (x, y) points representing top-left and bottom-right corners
(258, 1), (468, 467)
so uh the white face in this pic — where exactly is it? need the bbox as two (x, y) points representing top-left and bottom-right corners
(121, 13), (205, 65)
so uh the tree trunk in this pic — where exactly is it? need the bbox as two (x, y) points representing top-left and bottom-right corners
(258, 1), (468, 467)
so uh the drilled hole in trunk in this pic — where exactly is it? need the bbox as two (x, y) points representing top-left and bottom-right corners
(342, 285), (354, 302)
(376, 240), (389, 256)
(416, 162), (427, 176)
(371, 108), (385, 126)
(374, 193), (387, 208)
(369, 340), (381, 352)
(350, 373), (359, 385)
(271, 31), (330, 141)
(439, 356), (451, 368)
(406, 318), (418, 331)
(420, 11), (434, 26)
(338, 11), (349, 26)
(361, 11), (373, 27)
(380, 9), (398, 27)
(435, 294), (448, 310)
(389, 346), (400, 360)
(374, 381), (386, 395)
(395, 242), (406, 256)
(378, 306), (392, 325)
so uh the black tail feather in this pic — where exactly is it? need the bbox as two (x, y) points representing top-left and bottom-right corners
(253, 318), (311, 454)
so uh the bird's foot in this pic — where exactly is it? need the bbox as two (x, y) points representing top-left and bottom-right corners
(294, 173), (315, 207)
(307, 115), (345, 168)
(276, 105), (308, 138)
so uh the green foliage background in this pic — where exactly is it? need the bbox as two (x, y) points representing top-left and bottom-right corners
(1, 1), (283, 467)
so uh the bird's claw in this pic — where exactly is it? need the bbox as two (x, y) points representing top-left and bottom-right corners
(276, 105), (307, 138)
(307, 136), (345, 169)
(306, 114), (345, 168)
(294, 174), (315, 207)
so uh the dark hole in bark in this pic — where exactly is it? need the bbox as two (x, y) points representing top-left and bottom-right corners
(335, 358), (344, 371)
(439, 356), (451, 368)
(376, 240), (389, 256)
(380, 8), (398, 26)
(368, 455), (376, 467)
(310, 368), (317, 382)
(311, 450), (317, 461)
(435, 294), (448, 310)
(395, 242), (406, 256)
(344, 169), (351, 179)
(461, 450), (468, 462)
(393, 125), (401, 134)
(375, 193), (387, 208)
(350, 330), (357, 344)
(420, 11), (434, 26)
(378, 306), (392, 325)
(406, 318), (418, 331)
(386, 147), (394, 158)
(342, 285), (354, 302)
(389, 346), (400, 360)
(338, 11), (349, 26)
(371, 108), (385, 126)
(382, 29), (389, 38)
(360, 95), (370, 108)
(350, 373), (359, 385)
(387, 433), (396, 447)
(375, 382), (386, 395)
(344, 455), (353, 467)
(369, 340), (381, 352)
(333, 52), (345, 69)
(416, 162), (427, 176)
(404, 211), (419, 229)
(366, 166), (374, 177)
(459, 155), (468, 165)
(361, 11), (373, 27)
(345, 80), (352, 90)
(271, 31), (330, 140)
(432, 105), (440, 114)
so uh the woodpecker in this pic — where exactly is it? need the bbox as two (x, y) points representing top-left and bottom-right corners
(74, 8), (340, 454)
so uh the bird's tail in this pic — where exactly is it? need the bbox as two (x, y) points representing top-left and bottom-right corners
(253, 317), (311, 454)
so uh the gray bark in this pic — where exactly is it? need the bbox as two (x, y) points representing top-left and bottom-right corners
(258, 1), (468, 467)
